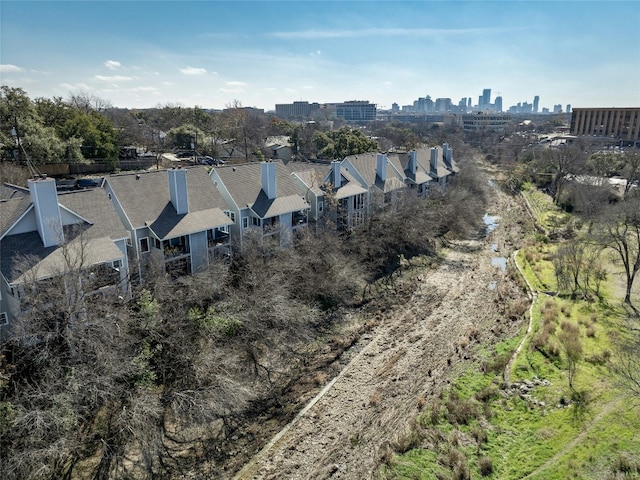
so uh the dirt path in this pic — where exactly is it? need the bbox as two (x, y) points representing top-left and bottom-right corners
(234, 180), (529, 480)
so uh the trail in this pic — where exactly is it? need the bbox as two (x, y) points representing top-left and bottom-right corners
(232, 180), (528, 480)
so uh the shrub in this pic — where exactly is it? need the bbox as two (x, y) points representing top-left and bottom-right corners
(445, 396), (480, 426)
(479, 456), (494, 476)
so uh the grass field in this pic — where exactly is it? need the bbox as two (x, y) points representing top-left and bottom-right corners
(382, 187), (640, 480)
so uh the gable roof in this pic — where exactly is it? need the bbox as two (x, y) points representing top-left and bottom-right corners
(106, 166), (231, 235)
(212, 162), (309, 218)
(344, 152), (406, 194)
(413, 147), (451, 179)
(390, 152), (433, 185)
(0, 194), (32, 239)
(1, 188), (129, 284)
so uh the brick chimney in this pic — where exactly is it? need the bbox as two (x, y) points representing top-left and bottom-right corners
(168, 167), (189, 215)
(28, 176), (64, 247)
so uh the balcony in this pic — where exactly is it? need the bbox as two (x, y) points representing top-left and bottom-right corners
(293, 210), (308, 227)
(263, 217), (280, 235)
(163, 236), (190, 259)
(208, 230), (230, 247)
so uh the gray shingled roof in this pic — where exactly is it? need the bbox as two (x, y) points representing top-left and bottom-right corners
(147, 207), (232, 240)
(58, 188), (129, 241)
(1, 188), (129, 284)
(106, 166), (231, 232)
(414, 148), (451, 179)
(390, 152), (433, 185)
(212, 162), (309, 217)
(0, 195), (32, 238)
(345, 153), (406, 194)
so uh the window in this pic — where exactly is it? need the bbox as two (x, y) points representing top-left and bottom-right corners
(252, 217), (260, 226)
(318, 200), (324, 213)
(140, 237), (150, 253)
(0, 312), (8, 326)
(126, 235), (132, 247)
(224, 210), (236, 224)
(243, 217), (248, 229)
(112, 259), (121, 270)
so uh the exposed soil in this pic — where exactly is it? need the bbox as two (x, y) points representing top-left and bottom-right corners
(225, 169), (533, 480)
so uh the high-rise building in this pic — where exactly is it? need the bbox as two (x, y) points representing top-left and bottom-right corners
(494, 96), (503, 112)
(435, 98), (452, 112)
(482, 89), (491, 110)
(566, 104), (571, 113)
(533, 96), (540, 113)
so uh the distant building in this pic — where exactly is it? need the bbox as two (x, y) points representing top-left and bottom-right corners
(481, 89), (491, 110)
(494, 96), (503, 112)
(334, 101), (377, 122)
(570, 108), (640, 144)
(533, 96), (540, 113)
(275, 101), (321, 118)
(460, 113), (513, 131)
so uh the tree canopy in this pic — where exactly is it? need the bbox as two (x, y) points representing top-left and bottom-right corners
(0, 86), (118, 164)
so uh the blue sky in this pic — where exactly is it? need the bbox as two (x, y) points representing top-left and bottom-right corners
(2, 1), (639, 111)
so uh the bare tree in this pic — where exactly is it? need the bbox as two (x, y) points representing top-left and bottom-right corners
(595, 197), (640, 305)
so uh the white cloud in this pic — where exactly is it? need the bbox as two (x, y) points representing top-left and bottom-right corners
(226, 81), (247, 86)
(180, 66), (207, 75)
(0, 64), (23, 73)
(94, 75), (133, 82)
(270, 27), (507, 40)
(59, 82), (92, 91)
(104, 60), (121, 69)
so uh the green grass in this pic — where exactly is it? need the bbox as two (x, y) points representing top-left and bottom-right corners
(383, 186), (640, 480)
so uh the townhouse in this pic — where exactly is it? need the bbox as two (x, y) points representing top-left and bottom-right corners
(286, 160), (368, 231)
(103, 166), (233, 279)
(342, 152), (406, 209)
(0, 176), (130, 337)
(209, 161), (310, 249)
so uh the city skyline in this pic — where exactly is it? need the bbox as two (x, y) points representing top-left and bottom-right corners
(1, 1), (639, 111)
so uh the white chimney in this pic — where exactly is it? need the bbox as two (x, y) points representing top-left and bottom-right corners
(261, 161), (277, 199)
(28, 176), (64, 247)
(430, 147), (439, 176)
(168, 167), (189, 215)
(408, 151), (418, 175)
(376, 154), (387, 182)
(331, 160), (342, 188)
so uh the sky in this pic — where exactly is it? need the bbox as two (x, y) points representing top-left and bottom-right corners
(1, 1), (639, 111)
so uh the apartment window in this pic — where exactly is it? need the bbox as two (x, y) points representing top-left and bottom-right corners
(0, 312), (8, 325)
(112, 259), (122, 270)
(243, 217), (248, 229)
(252, 217), (260, 226)
(224, 210), (236, 224)
(318, 200), (324, 213)
(140, 237), (150, 253)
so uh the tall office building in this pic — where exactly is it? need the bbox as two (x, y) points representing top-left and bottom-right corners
(494, 96), (503, 112)
(482, 89), (491, 110)
(566, 104), (571, 113)
(533, 96), (540, 113)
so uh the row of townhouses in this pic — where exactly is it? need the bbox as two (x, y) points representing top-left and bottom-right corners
(0, 144), (458, 336)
